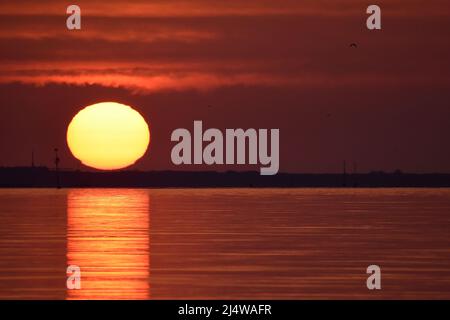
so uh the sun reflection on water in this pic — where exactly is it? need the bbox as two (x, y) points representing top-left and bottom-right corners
(66, 189), (150, 299)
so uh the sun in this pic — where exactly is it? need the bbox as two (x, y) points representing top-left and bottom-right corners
(67, 102), (150, 170)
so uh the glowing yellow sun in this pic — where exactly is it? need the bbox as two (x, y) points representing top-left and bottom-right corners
(67, 102), (150, 170)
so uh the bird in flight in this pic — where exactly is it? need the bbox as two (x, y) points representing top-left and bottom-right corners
(350, 43), (358, 48)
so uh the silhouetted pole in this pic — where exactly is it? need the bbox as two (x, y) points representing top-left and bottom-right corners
(54, 148), (61, 189)
(353, 161), (358, 187)
(31, 149), (35, 168)
(342, 160), (347, 187)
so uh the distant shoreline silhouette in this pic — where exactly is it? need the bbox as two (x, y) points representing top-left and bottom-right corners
(1, 167), (450, 188)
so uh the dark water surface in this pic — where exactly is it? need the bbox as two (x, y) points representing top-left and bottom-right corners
(0, 188), (449, 299)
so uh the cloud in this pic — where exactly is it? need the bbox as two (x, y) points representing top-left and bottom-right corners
(1, 0), (449, 17)
(0, 0), (449, 94)
(1, 66), (445, 95)
(0, 18), (217, 43)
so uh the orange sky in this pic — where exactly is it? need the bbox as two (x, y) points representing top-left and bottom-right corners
(0, 0), (450, 173)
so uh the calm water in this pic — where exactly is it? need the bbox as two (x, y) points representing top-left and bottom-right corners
(0, 188), (449, 299)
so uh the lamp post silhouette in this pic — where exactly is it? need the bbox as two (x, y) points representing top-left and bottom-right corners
(54, 148), (61, 189)
(342, 160), (347, 187)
